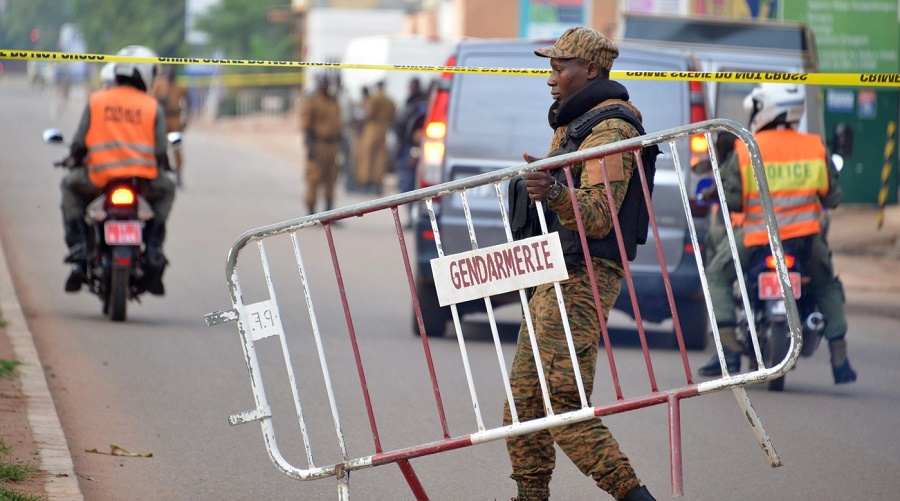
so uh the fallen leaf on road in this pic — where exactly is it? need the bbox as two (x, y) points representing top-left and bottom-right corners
(85, 444), (153, 457)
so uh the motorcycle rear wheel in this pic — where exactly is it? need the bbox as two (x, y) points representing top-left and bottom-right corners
(764, 322), (789, 391)
(107, 265), (129, 322)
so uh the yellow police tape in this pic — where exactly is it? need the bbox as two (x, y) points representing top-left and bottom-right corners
(3, 48), (900, 88)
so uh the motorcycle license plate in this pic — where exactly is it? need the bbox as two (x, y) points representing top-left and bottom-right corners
(758, 272), (801, 300)
(104, 221), (142, 246)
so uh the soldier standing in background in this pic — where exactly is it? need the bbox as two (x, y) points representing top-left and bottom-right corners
(150, 66), (190, 187)
(355, 81), (396, 195)
(394, 77), (429, 223)
(300, 74), (343, 215)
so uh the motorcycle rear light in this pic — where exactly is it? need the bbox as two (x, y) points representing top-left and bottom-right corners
(421, 229), (435, 241)
(690, 134), (708, 154)
(111, 188), (135, 206)
(766, 254), (796, 269)
(115, 256), (131, 266)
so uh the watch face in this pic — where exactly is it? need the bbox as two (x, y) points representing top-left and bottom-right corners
(549, 182), (563, 200)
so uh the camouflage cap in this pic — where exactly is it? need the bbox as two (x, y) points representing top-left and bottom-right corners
(534, 27), (619, 71)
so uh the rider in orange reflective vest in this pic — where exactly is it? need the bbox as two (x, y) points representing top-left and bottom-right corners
(699, 83), (856, 385)
(60, 46), (175, 294)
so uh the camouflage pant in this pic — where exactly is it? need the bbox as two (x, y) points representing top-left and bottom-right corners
(503, 260), (641, 500)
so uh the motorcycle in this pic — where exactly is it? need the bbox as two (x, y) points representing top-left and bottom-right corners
(735, 237), (826, 391)
(43, 128), (181, 322)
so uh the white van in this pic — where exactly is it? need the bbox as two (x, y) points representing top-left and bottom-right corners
(340, 35), (457, 106)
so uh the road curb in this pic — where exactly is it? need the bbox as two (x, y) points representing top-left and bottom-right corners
(0, 235), (83, 500)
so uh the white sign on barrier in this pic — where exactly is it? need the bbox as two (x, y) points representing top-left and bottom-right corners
(430, 233), (569, 306)
(243, 300), (282, 341)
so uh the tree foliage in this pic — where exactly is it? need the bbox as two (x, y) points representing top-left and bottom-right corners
(194, 0), (294, 62)
(70, 0), (186, 57)
(0, 0), (70, 51)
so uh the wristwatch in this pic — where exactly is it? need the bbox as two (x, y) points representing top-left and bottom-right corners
(547, 181), (564, 201)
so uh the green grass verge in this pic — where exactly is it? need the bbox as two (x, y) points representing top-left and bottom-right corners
(0, 485), (46, 501)
(0, 359), (22, 380)
(0, 438), (45, 501)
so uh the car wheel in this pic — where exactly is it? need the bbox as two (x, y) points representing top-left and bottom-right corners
(675, 298), (709, 350)
(412, 281), (450, 338)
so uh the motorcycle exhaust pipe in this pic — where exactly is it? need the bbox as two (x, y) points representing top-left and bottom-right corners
(805, 312), (826, 334)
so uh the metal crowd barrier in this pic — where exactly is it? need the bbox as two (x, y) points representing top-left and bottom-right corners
(205, 118), (802, 499)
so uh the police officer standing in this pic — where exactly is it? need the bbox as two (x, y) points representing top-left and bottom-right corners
(300, 74), (343, 215)
(355, 80), (396, 195)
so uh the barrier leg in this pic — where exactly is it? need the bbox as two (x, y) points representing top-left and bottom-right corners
(337, 466), (349, 501)
(731, 388), (782, 467)
(668, 395), (684, 498)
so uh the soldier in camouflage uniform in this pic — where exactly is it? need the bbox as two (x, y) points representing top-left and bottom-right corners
(300, 75), (343, 214)
(355, 80), (396, 195)
(503, 27), (655, 501)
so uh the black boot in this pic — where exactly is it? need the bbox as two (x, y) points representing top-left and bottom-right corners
(63, 219), (89, 262)
(829, 339), (857, 384)
(65, 262), (87, 292)
(832, 360), (857, 384)
(622, 485), (656, 501)
(63, 219), (89, 292)
(142, 221), (168, 295)
(698, 349), (741, 377)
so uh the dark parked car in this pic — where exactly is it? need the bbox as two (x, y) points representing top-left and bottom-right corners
(412, 38), (713, 349)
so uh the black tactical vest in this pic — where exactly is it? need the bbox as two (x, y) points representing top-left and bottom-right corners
(509, 104), (660, 266)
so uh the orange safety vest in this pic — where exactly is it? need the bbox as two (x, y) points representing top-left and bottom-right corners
(84, 86), (159, 188)
(736, 129), (829, 247)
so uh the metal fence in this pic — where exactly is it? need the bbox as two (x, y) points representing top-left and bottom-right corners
(205, 118), (803, 499)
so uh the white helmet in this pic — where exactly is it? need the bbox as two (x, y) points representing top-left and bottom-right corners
(743, 83), (805, 134)
(113, 45), (158, 91)
(99, 62), (115, 88)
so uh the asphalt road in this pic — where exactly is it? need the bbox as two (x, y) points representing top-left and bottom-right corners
(1, 78), (899, 501)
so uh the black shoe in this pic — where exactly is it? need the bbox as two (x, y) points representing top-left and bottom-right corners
(832, 359), (857, 384)
(146, 279), (165, 296)
(623, 485), (656, 501)
(65, 262), (86, 292)
(698, 350), (741, 377)
(143, 249), (167, 296)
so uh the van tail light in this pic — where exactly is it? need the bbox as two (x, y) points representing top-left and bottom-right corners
(418, 55), (454, 192)
(439, 55), (456, 81)
(688, 70), (711, 218)
(688, 76), (709, 166)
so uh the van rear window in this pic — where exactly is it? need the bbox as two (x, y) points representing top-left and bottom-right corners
(624, 16), (809, 52)
(453, 53), (552, 137)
